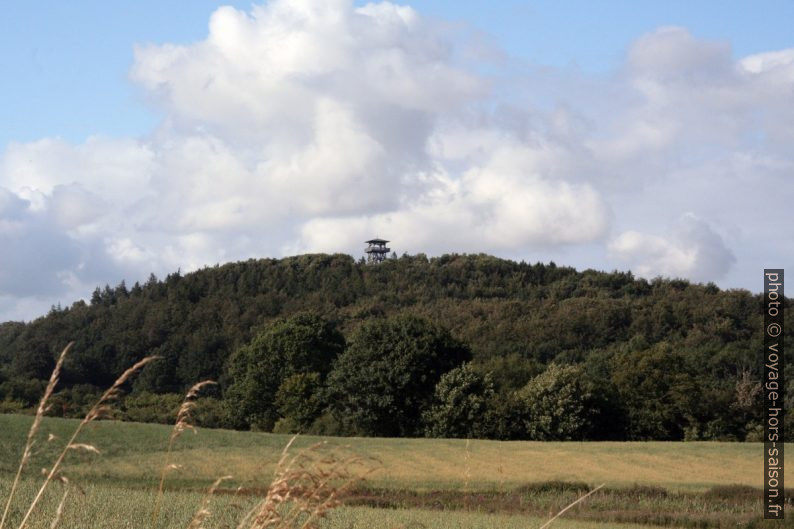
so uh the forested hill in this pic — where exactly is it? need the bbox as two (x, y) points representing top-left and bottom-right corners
(0, 253), (790, 441)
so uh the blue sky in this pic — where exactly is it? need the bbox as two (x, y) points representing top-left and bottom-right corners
(5, 1), (793, 145)
(1, 0), (793, 320)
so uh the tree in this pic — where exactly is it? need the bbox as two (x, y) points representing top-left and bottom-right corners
(223, 313), (344, 430)
(611, 342), (700, 440)
(422, 363), (495, 438)
(0, 252), (776, 439)
(327, 315), (470, 437)
(513, 363), (601, 441)
(274, 372), (324, 432)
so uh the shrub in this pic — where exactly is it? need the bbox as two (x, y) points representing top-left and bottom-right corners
(422, 363), (495, 438)
(121, 392), (183, 424)
(513, 363), (601, 440)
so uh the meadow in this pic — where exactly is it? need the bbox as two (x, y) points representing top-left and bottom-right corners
(0, 414), (789, 529)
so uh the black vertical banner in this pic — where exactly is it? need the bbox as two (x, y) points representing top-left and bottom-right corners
(764, 269), (784, 519)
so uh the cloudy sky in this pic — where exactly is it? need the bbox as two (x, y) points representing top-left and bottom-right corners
(1, 0), (793, 321)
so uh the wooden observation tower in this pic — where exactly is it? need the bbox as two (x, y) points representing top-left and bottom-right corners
(365, 238), (390, 264)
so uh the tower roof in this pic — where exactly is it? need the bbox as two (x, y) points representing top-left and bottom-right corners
(365, 238), (389, 244)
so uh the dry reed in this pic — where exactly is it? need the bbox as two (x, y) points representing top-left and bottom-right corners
(0, 343), (72, 529)
(46, 489), (68, 529)
(184, 475), (233, 529)
(15, 354), (159, 529)
(463, 438), (471, 511)
(151, 380), (217, 528)
(232, 436), (378, 529)
(538, 483), (605, 529)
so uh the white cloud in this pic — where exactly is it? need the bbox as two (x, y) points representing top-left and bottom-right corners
(2, 3), (794, 320)
(295, 175), (608, 256)
(1, 137), (154, 204)
(739, 48), (794, 77)
(609, 214), (736, 282)
(626, 26), (734, 82)
(50, 184), (107, 230)
(0, 186), (82, 296)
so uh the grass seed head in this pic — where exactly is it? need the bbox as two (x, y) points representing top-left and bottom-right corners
(67, 444), (100, 455)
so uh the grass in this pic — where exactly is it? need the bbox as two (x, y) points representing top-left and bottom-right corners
(0, 477), (679, 529)
(0, 414), (776, 492)
(0, 414), (791, 528)
(348, 482), (793, 528)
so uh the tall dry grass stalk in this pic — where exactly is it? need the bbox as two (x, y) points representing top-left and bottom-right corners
(232, 436), (378, 529)
(184, 475), (233, 529)
(151, 380), (217, 528)
(14, 355), (160, 529)
(46, 488), (69, 529)
(537, 483), (605, 529)
(463, 439), (471, 512)
(0, 343), (72, 529)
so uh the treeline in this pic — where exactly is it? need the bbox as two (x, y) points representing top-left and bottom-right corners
(0, 253), (790, 440)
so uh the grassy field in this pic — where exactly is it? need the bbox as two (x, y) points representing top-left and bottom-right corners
(0, 478), (682, 529)
(0, 414), (790, 528)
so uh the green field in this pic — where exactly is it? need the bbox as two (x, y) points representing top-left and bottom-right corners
(0, 414), (790, 528)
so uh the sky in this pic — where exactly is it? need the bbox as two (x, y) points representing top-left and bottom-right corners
(1, 0), (793, 321)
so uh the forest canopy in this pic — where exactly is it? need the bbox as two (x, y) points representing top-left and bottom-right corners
(0, 253), (789, 441)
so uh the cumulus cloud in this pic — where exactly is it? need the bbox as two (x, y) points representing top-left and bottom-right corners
(0, 186), (81, 296)
(1, 137), (154, 206)
(2, 2), (793, 320)
(588, 27), (794, 187)
(294, 136), (610, 255)
(609, 214), (736, 282)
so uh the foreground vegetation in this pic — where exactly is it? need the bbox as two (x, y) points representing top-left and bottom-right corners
(0, 414), (790, 528)
(1, 253), (791, 441)
(0, 478), (681, 529)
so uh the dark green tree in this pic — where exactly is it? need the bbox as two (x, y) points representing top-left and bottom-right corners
(611, 342), (700, 440)
(513, 363), (602, 441)
(222, 313), (344, 430)
(327, 315), (470, 437)
(273, 372), (324, 433)
(0, 252), (784, 439)
(422, 363), (495, 438)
